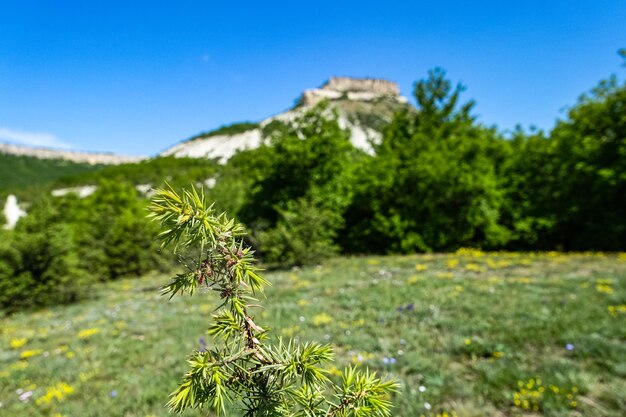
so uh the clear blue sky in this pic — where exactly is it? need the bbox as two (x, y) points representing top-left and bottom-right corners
(0, 1), (624, 156)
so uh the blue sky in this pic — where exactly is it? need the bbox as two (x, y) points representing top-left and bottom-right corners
(0, 1), (624, 156)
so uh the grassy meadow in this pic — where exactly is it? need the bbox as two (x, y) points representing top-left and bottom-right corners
(1, 251), (625, 417)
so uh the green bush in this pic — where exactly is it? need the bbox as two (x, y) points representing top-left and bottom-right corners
(344, 68), (510, 253)
(235, 104), (359, 266)
(69, 180), (164, 280)
(0, 199), (91, 312)
(257, 197), (342, 267)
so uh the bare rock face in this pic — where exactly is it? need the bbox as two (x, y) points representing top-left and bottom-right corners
(0, 142), (145, 165)
(301, 77), (407, 106)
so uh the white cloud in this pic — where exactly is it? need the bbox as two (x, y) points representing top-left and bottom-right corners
(0, 126), (72, 149)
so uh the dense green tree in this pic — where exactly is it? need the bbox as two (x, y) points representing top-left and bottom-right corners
(345, 69), (510, 253)
(498, 128), (558, 249)
(0, 199), (90, 311)
(547, 76), (626, 250)
(236, 104), (360, 266)
(69, 180), (163, 279)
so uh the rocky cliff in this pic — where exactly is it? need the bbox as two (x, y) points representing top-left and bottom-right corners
(301, 77), (406, 106)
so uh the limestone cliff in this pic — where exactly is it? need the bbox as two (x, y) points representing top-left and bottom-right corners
(301, 77), (406, 106)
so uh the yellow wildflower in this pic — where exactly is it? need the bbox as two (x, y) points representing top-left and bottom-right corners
(406, 275), (425, 285)
(446, 259), (459, 269)
(312, 313), (333, 326)
(465, 263), (484, 272)
(77, 328), (100, 339)
(10, 338), (27, 349)
(20, 349), (43, 359)
(35, 382), (74, 405)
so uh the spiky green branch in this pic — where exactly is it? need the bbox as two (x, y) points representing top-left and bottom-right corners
(149, 184), (398, 416)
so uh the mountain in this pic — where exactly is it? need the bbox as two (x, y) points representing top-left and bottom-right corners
(160, 77), (411, 162)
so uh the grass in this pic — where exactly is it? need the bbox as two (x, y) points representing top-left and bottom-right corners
(1, 251), (625, 417)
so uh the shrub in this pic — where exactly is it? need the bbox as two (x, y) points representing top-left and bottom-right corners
(0, 199), (91, 312)
(256, 197), (342, 267)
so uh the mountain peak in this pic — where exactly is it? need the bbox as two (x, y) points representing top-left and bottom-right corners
(301, 76), (407, 107)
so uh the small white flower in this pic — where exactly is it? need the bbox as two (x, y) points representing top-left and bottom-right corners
(299, 316), (305, 322)
(19, 391), (33, 402)
(424, 402), (432, 410)
(419, 385), (426, 392)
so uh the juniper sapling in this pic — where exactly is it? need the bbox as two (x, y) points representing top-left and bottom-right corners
(149, 184), (398, 417)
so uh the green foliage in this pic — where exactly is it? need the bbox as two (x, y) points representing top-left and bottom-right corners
(498, 129), (558, 249)
(499, 76), (626, 251)
(57, 156), (219, 190)
(236, 105), (359, 266)
(344, 69), (510, 253)
(0, 199), (91, 311)
(186, 122), (259, 142)
(0, 179), (166, 311)
(0, 152), (101, 197)
(546, 77), (626, 250)
(257, 197), (342, 267)
(68, 180), (164, 280)
(149, 185), (398, 416)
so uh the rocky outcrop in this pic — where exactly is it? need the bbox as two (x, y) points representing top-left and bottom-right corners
(301, 77), (407, 106)
(0, 142), (145, 165)
(160, 76), (411, 162)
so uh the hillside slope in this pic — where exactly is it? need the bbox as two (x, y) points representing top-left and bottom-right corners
(160, 77), (411, 162)
(0, 152), (104, 196)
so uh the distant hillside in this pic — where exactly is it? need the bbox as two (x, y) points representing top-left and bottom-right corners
(161, 76), (412, 162)
(0, 142), (144, 165)
(0, 152), (104, 196)
(56, 156), (219, 189)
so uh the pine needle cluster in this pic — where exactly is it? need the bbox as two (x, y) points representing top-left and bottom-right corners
(148, 185), (398, 417)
